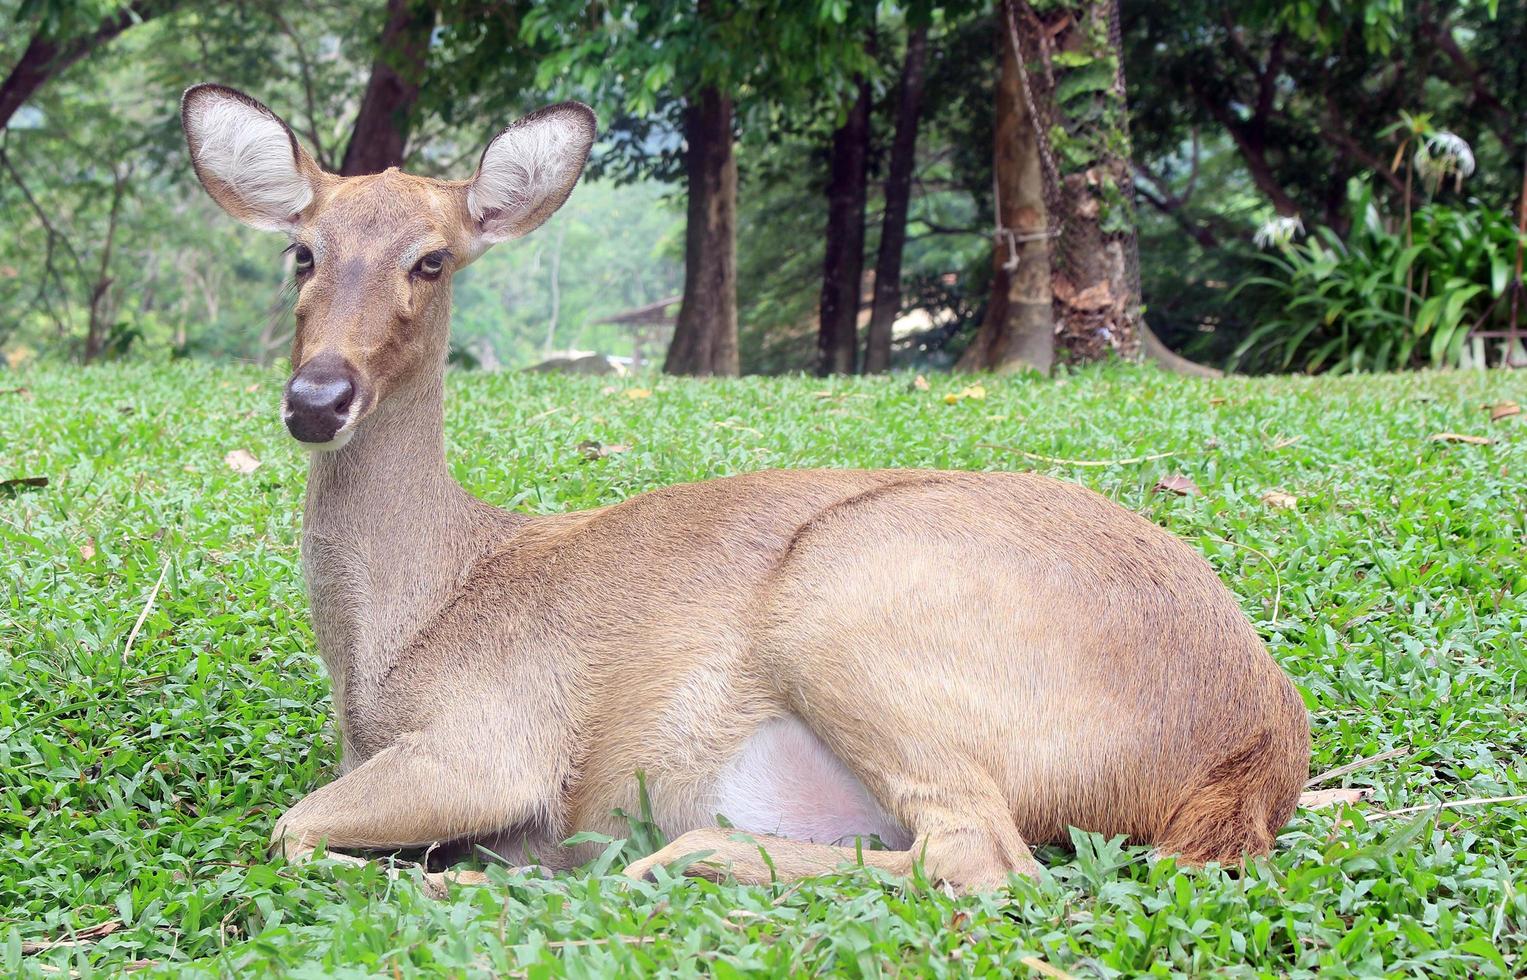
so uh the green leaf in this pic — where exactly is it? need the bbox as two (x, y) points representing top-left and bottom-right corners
(1490, 252), (1509, 297)
(1413, 295), (1444, 336)
(1055, 62), (1115, 104)
(1051, 51), (1094, 68)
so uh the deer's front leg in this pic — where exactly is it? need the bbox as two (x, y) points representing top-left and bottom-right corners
(271, 726), (555, 866)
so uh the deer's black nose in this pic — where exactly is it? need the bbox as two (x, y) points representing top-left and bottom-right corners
(284, 353), (358, 444)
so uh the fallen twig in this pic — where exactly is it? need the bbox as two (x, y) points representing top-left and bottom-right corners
(523, 406), (563, 425)
(1206, 535), (1283, 625)
(22, 919), (121, 955)
(1299, 787), (1372, 809)
(544, 935), (659, 950)
(123, 556), (171, 661)
(1306, 747), (1410, 788)
(771, 879), (806, 906)
(1370, 794), (1527, 820)
(978, 444), (1179, 467)
(711, 420), (764, 436)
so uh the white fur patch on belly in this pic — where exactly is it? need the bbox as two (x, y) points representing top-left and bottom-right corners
(710, 716), (911, 849)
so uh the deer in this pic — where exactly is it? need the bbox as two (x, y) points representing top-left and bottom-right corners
(179, 83), (1311, 896)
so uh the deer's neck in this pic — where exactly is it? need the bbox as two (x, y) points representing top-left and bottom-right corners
(299, 372), (501, 751)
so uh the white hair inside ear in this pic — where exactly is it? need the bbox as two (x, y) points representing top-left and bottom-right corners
(466, 103), (597, 247)
(183, 87), (314, 231)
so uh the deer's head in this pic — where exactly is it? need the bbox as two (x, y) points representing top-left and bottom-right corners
(180, 84), (595, 449)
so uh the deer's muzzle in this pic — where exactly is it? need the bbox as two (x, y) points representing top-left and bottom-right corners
(283, 352), (360, 447)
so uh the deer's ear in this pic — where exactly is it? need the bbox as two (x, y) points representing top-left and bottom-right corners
(180, 84), (323, 232)
(466, 102), (596, 247)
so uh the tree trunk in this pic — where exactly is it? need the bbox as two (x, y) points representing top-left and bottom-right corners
(0, 1), (179, 131)
(956, 10), (1053, 374)
(84, 167), (128, 364)
(863, 24), (929, 375)
(340, 0), (435, 176)
(817, 76), (872, 376)
(1037, 0), (1142, 362)
(664, 87), (740, 376)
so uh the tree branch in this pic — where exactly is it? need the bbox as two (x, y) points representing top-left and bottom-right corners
(1320, 106), (1406, 197)
(1131, 161), (1219, 249)
(1418, 5), (1521, 153)
(1189, 78), (1302, 216)
(267, 7), (331, 170)
(1, 0), (182, 131)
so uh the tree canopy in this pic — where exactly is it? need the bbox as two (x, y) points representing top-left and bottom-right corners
(2, 0), (1523, 372)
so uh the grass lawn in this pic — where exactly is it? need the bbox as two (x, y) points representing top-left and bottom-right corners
(2, 361), (1525, 977)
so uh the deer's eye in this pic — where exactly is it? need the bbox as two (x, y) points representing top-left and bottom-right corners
(292, 244), (314, 275)
(413, 252), (446, 280)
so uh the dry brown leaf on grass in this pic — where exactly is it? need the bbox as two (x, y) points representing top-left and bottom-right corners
(1261, 489), (1299, 510)
(1020, 956), (1076, 979)
(223, 449), (261, 474)
(1428, 432), (1493, 445)
(80, 539), (96, 561)
(1153, 474), (1202, 496)
(1298, 787), (1373, 809)
(577, 440), (630, 461)
(624, 388), (652, 400)
(1486, 401), (1521, 422)
(910, 374), (931, 391)
(21, 919), (121, 954)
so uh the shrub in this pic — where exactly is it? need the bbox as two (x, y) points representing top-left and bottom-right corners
(1229, 180), (1525, 373)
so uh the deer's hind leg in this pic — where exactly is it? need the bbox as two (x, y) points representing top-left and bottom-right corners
(749, 484), (1054, 892)
(622, 714), (1039, 893)
(623, 785), (1038, 895)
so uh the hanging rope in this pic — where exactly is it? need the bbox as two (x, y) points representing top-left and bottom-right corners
(992, 0), (1061, 274)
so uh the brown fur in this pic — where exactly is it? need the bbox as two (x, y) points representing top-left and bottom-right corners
(182, 87), (1312, 893)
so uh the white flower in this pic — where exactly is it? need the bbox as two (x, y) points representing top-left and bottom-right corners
(1254, 215), (1305, 249)
(1415, 131), (1475, 187)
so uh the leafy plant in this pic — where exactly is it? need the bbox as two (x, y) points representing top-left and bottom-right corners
(1230, 180), (1526, 373)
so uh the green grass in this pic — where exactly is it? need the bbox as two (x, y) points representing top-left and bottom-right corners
(2, 361), (1524, 977)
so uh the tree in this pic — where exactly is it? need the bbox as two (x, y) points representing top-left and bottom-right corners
(1, 0), (181, 132)
(0, 0), (383, 362)
(816, 66), (871, 376)
(1014, 0), (1142, 362)
(863, 22), (929, 374)
(665, 85), (740, 376)
(1125, 1), (1522, 234)
(340, 0), (436, 176)
(956, 4), (1052, 373)
(531, 0), (871, 376)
